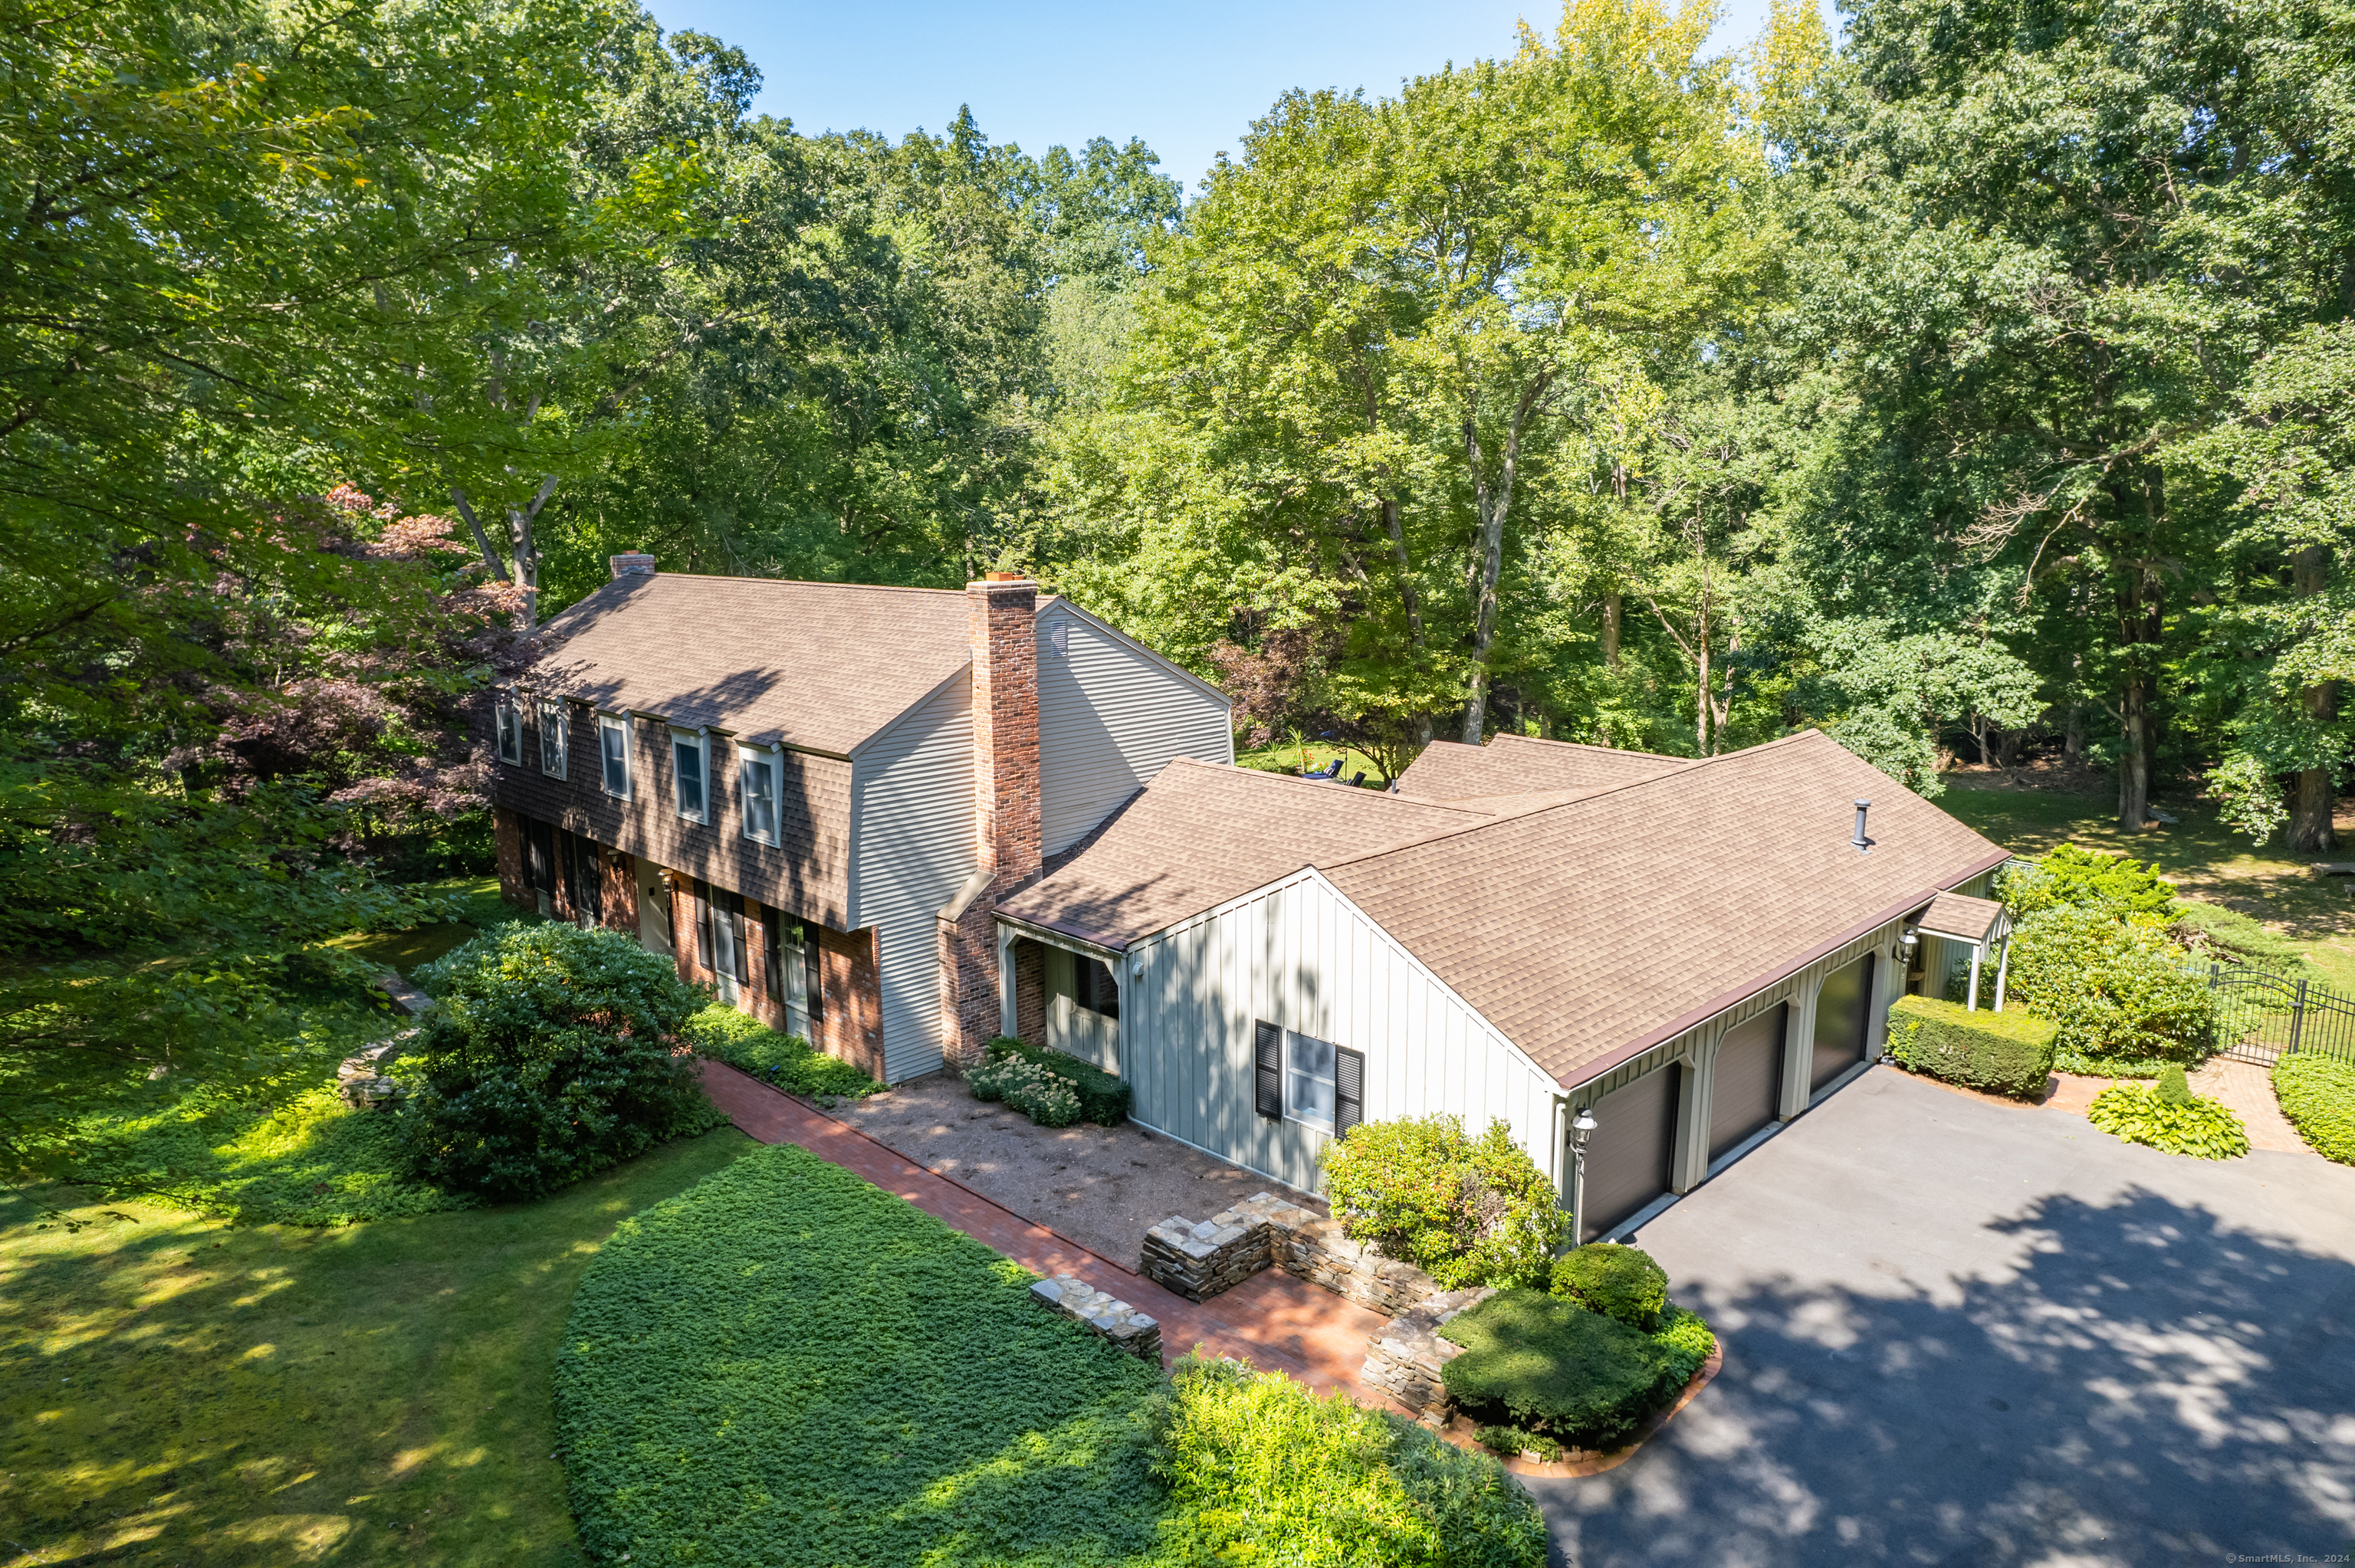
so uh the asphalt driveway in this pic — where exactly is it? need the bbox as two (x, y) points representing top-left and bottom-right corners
(1528, 1064), (2355, 1566)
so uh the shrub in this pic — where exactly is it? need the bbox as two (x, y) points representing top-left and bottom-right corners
(1440, 1287), (1696, 1450)
(1549, 1243), (1669, 1330)
(1653, 1304), (1718, 1386)
(2000, 843), (2177, 918)
(1323, 1115), (1568, 1289)
(2002, 905), (2216, 1071)
(1155, 1354), (1545, 1567)
(402, 923), (722, 1201)
(984, 1035), (1131, 1125)
(971, 1053), (1083, 1127)
(2170, 901), (2311, 974)
(2087, 1081), (2251, 1160)
(556, 1142), (1171, 1566)
(686, 1004), (877, 1099)
(2273, 1052), (2355, 1164)
(2156, 1063), (2191, 1104)
(1887, 995), (2059, 1099)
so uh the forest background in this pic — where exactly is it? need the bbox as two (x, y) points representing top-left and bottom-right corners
(2, 0), (2350, 1159)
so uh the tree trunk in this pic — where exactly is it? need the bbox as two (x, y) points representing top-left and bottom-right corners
(1601, 591), (1622, 670)
(2291, 546), (2338, 852)
(2115, 563), (2161, 831)
(1459, 379), (1547, 745)
(1694, 635), (1711, 756)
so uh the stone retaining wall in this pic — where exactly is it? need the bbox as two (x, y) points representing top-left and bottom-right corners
(1359, 1286), (1496, 1425)
(1030, 1274), (1162, 1363)
(1141, 1191), (1441, 1317)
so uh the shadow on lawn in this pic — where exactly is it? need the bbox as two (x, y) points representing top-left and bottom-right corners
(1533, 1186), (2355, 1567)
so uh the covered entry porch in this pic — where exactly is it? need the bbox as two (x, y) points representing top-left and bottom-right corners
(996, 920), (1123, 1071)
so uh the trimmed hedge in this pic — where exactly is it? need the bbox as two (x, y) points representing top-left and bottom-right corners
(1887, 995), (2058, 1100)
(984, 1035), (1131, 1125)
(2087, 1081), (2250, 1160)
(1155, 1354), (1545, 1567)
(2274, 1052), (2355, 1164)
(556, 1142), (1169, 1566)
(1323, 1115), (1568, 1289)
(1440, 1287), (1699, 1450)
(687, 1004), (879, 1099)
(1550, 1243), (1667, 1330)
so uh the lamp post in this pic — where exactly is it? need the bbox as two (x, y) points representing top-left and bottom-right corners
(1568, 1104), (1598, 1248)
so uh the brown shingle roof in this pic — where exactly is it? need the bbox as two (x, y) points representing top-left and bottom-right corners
(1394, 733), (1688, 800)
(1322, 730), (2008, 1086)
(994, 759), (1493, 952)
(524, 573), (976, 755)
(1916, 891), (2007, 943)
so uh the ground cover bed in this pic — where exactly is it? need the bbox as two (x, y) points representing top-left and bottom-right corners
(2273, 1051), (2355, 1164)
(0, 1129), (752, 1566)
(555, 1140), (1543, 1566)
(687, 1003), (879, 1098)
(330, 874), (540, 978)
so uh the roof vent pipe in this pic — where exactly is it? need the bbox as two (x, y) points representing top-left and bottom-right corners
(1851, 799), (1874, 855)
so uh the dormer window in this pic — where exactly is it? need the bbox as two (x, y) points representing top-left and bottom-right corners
(672, 728), (708, 822)
(537, 700), (567, 779)
(740, 744), (779, 845)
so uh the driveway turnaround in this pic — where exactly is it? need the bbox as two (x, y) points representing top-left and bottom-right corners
(1529, 1065), (2355, 1566)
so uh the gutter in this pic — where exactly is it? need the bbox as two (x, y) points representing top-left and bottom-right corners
(1554, 845), (2012, 1094)
(990, 910), (1127, 963)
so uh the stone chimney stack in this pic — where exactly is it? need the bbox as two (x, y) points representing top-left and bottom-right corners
(609, 551), (656, 580)
(940, 572), (1042, 1069)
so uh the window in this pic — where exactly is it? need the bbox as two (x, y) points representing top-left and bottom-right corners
(1255, 1022), (1365, 1137)
(740, 745), (778, 844)
(562, 831), (603, 924)
(1076, 956), (1118, 1021)
(537, 700), (568, 778)
(672, 729), (708, 822)
(599, 714), (632, 799)
(495, 700), (523, 765)
(761, 905), (823, 1028)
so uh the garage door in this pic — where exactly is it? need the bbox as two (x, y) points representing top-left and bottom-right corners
(1709, 1003), (1787, 1162)
(1580, 1063), (1681, 1243)
(1811, 953), (1877, 1092)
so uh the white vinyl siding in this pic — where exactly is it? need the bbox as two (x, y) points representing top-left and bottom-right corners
(1036, 602), (1233, 857)
(1121, 870), (1560, 1196)
(848, 671), (976, 1083)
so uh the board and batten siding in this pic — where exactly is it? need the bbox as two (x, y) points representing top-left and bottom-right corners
(848, 670), (977, 1082)
(1122, 868), (1561, 1196)
(1037, 601), (1233, 858)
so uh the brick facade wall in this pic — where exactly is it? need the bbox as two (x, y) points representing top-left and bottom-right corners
(941, 900), (1001, 1060)
(662, 871), (883, 1078)
(599, 850), (638, 935)
(1014, 937), (1046, 1045)
(494, 805), (529, 910)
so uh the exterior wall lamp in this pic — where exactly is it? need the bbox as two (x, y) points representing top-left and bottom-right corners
(1568, 1104), (1598, 1248)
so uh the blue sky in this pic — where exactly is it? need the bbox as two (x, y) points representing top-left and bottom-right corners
(641, 0), (1815, 196)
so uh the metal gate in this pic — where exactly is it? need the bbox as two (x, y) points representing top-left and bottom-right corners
(2208, 966), (2355, 1065)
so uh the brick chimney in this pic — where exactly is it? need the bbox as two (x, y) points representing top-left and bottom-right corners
(609, 551), (656, 579)
(941, 574), (1041, 1068)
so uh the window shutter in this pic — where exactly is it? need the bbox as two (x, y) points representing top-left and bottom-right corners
(728, 900), (750, 981)
(1254, 1021), (1283, 1121)
(803, 925), (824, 1021)
(761, 905), (783, 1003)
(694, 880), (714, 971)
(1334, 1046), (1365, 1138)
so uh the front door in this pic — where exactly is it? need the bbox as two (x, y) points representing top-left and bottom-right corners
(636, 859), (674, 957)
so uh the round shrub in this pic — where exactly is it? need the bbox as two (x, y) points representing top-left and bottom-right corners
(1551, 1243), (1669, 1329)
(1322, 1114), (1568, 1289)
(1440, 1287), (1694, 1451)
(2086, 1080), (2250, 1160)
(2002, 905), (2216, 1071)
(401, 923), (720, 1201)
(2272, 1051), (2355, 1164)
(969, 1054), (1082, 1127)
(2000, 844), (2178, 918)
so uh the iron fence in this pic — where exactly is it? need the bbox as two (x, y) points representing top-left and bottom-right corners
(2207, 966), (2355, 1066)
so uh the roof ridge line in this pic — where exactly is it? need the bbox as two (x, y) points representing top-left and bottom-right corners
(1164, 756), (1498, 817)
(1316, 729), (1832, 872)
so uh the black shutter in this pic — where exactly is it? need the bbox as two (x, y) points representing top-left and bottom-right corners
(1254, 1021), (1283, 1121)
(580, 843), (603, 922)
(804, 925), (824, 1020)
(694, 879), (714, 971)
(728, 900), (749, 981)
(761, 904), (783, 1003)
(1335, 1046), (1365, 1138)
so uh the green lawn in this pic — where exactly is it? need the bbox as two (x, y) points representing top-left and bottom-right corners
(1237, 741), (1394, 787)
(1939, 773), (2355, 992)
(0, 1130), (754, 1567)
(330, 874), (540, 979)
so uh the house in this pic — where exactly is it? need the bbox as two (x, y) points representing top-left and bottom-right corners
(994, 727), (2009, 1242)
(487, 559), (1232, 1084)
(495, 563), (2009, 1244)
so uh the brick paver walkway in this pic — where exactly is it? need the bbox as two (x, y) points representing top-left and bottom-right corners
(698, 1060), (1394, 1401)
